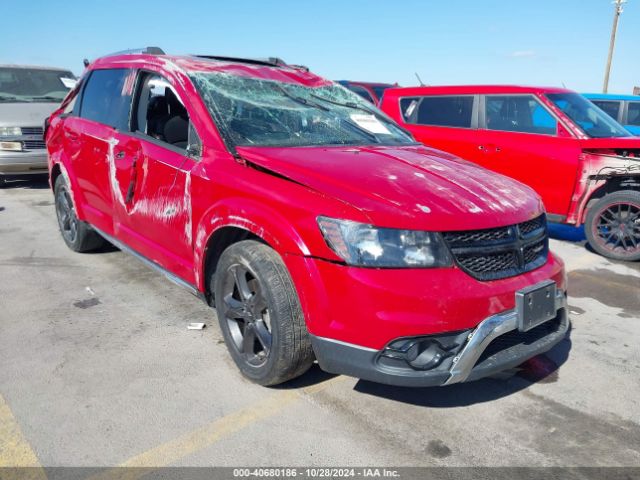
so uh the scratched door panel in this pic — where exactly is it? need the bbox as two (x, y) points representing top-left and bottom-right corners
(112, 137), (196, 284)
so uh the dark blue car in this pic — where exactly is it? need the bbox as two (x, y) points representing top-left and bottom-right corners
(583, 93), (640, 135)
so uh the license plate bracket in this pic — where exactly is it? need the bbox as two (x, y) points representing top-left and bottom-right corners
(516, 280), (557, 332)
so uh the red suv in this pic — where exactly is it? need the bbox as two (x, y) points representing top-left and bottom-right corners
(381, 85), (640, 261)
(46, 49), (568, 387)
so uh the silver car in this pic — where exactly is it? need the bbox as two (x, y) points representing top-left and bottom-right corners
(0, 64), (75, 186)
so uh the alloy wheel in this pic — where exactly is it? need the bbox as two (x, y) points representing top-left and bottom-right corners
(219, 263), (272, 367)
(593, 202), (640, 257)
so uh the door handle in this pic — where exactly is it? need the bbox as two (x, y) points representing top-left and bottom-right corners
(125, 156), (139, 203)
(478, 145), (485, 151)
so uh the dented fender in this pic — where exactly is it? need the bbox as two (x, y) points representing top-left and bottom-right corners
(193, 197), (320, 291)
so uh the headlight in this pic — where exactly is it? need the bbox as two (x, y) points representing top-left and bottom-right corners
(0, 141), (22, 152)
(0, 127), (22, 137)
(317, 216), (453, 268)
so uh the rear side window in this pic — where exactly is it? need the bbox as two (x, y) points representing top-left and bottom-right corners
(401, 96), (474, 128)
(592, 100), (621, 121)
(627, 102), (640, 126)
(79, 68), (134, 130)
(485, 95), (556, 135)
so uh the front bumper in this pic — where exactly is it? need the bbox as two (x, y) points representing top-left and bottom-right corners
(0, 150), (48, 176)
(311, 288), (569, 387)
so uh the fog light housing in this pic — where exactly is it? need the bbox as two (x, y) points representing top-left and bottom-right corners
(0, 141), (22, 152)
(381, 330), (470, 371)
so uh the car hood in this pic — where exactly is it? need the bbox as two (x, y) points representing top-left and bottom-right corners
(235, 145), (544, 231)
(0, 102), (60, 127)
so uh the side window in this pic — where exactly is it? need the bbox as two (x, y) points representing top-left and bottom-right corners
(133, 72), (193, 150)
(627, 102), (640, 126)
(485, 95), (556, 135)
(79, 69), (134, 130)
(404, 96), (474, 128)
(592, 100), (621, 121)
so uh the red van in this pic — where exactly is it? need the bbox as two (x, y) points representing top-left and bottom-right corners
(46, 50), (568, 387)
(381, 85), (640, 261)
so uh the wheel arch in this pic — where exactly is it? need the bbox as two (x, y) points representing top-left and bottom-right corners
(194, 198), (314, 300)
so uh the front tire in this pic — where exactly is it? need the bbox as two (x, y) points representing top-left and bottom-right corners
(54, 175), (105, 252)
(585, 190), (640, 261)
(213, 240), (314, 386)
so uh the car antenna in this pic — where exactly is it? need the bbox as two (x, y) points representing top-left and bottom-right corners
(561, 81), (567, 88)
(83, 58), (90, 68)
(415, 72), (425, 86)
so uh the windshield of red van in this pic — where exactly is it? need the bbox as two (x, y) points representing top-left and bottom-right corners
(546, 93), (631, 138)
(0, 67), (75, 103)
(190, 72), (415, 148)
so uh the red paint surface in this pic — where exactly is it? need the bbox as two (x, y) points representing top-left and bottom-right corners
(381, 85), (640, 226)
(47, 56), (566, 349)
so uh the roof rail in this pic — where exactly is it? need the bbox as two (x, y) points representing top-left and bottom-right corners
(105, 46), (165, 57)
(192, 55), (288, 67)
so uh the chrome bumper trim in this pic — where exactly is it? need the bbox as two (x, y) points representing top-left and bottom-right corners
(443, 287), (567, 385)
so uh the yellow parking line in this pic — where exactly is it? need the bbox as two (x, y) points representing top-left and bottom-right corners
(0, 393), (47, 479)
(89, 376), (345, 480)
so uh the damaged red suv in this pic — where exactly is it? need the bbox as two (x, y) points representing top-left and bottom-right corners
(381, 85), (640, 261)
(46, 48), (569, 387)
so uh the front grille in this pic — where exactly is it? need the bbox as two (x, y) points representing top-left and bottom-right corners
(23, 140), (46, 150)
(21, 126), (44, 136)
(475, 313), (563, 365)
(442, 214), (548, 281)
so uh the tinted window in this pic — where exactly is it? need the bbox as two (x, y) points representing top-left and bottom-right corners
(80, 69), (134, 130)
(592, 100), (621, 121)
(485, 95), (556, 135)
(403, 96), (474, 128)
(627, 102), (640, 126)
(371, 85), (390, 102)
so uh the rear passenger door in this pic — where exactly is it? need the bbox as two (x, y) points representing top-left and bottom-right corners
(112, 71), (201, 284)
(397, 95), (482, 162)
(475, 94), (580, 216)
(68, 68), (137, 235)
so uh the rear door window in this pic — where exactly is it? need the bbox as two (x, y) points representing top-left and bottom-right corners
(627, 102), (640, 126)
(592, 100), (621, 121)
(79, 68), (135, 130)
(401, 96), (474, 128)
(485, 95), (556, 135)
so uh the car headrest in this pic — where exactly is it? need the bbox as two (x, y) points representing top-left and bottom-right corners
(164, 115), (189, 148)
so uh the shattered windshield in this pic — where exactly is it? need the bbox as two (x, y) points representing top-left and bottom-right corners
(0, 67), (75, 103)
(546, 93), (631, 138)
(190, 72), (416, 148)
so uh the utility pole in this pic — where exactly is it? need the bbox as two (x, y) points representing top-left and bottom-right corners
(603, 0), (627, 93)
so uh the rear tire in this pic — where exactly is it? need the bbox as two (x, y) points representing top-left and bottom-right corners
(585, 190), (640, 261)
(54, 175), (105, 252)
(213, 240), (314, 386)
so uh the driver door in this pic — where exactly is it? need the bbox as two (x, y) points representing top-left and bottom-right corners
(112, 71), (201, 284)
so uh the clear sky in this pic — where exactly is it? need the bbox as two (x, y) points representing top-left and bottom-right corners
(2, 0), (638, 94)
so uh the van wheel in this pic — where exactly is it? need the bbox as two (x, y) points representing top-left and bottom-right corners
(213, 240), (314, 386)
(585, 190), (640, 261)
(54, 175), (105, 252)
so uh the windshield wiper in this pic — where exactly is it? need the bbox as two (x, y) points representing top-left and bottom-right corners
(0, 94), (25, 102)
(273, 84), (330, 111)
(309, 93), (415, 139)
(29, 95), (61, 102)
